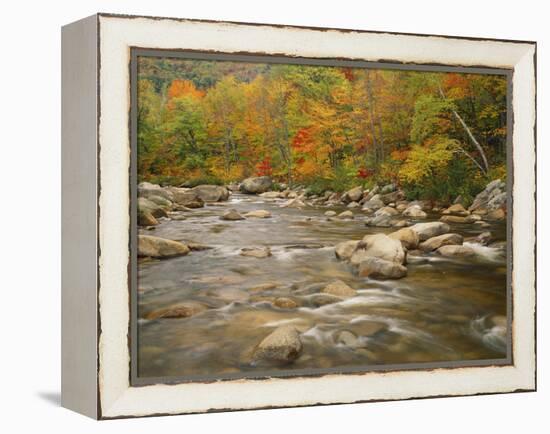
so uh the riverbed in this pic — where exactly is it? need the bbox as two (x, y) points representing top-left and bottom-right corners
(137, 193), (508, 379)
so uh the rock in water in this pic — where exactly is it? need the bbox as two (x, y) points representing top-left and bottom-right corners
(437, 245), (476, 257)
(191, 185), (229, 202)
(253, 326), (303, 362)
(335, 240), (360, 260)
(221, 209), (245, 220)
(274, 297), (298, 309)
(240, 176), (273, 194)
(442, 203), (469, 216)
(138, 197), (168, 218)
(335, 330), (359, 346)
(419, 233), (464, 252)
(440, 215), (468, 224)
(138, 182), (174, 201)
(138, 235), (190, 258)
(374, 206), (399, 217)
(388, 228), (419, 250)
(244, 209), (272, 218)
(138, 208), (158, 226)
(486, 209), (506, 221)
(169, 188), (205, 208)
(322, 280), (357, 297)
(281, 198), (306, 208)
(476, 231), (493, 246)
(356, 257), (407, 279)
(352, 233), (406, 264)
(402, 205), (427, 218)
(338, 210), (354, 219)
(343, 186), (363, 203)
(144, 301), (208, 320)
(240, 247), (272, 258)
(410, 222), (451, 241)
(325, 210), (337, 217)
(310, 294), (343, 307)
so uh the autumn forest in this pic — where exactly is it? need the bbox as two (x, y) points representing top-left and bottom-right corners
(137, 56), (508, 203)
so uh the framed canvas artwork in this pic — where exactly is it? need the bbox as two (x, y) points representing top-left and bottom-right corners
(61, 13), (536, 419)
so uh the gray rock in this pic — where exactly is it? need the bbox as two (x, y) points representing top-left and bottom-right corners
(437, 245), (476, 257)
(144, 301), (208, 320)
(240, 247), (272, 258)
(310, 294), (343, 307)
(253, 326), (303, 362)
(410, 222), (451, 241)
(338, 210), (354, 219)
(138, 235), (190, 258)
(169, 188), (205, 208)
(442, 203), (469, 216)
(352, 233), (406, 264)
(138, 197), (168, 218)
(356, 257), (407, 279)
(335, 240), (360, 260)
(322, 280), (357, 297)
(388, 228), (420, 250)
(343, 186), (363, 203)
(419, 233), (463, 252)
(244, 209), (272, 218)
(361, 199), (384, 211)
(240, 176), (273, 194)
(221, 209), (245, 220)
(191, 184), (230, 202)
(402, 205), (427, 218)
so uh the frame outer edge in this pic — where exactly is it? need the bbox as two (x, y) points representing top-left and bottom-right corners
(61, 13), (100, 419)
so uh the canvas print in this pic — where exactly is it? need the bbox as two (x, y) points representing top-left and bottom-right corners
(134, 54), (509, 380)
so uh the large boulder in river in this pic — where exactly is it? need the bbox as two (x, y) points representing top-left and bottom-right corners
(352, 233), (406, 264)
(138, 235), (190, 258)
(403, 205), (427, 219)
(240, 176), (273, 194)
(357, 257), (407, 279)
(244, 209), (272, 218)
(380, 190), (405, 205)
(253, 326), (302, 363)
(191, 184), (229, 202)
(138, 209), (158, 226)
(169, 188), (205, 208)
(335, 240), (360, 260)
(361, 199), (384, 212)
(388, 228), (419, 250)
(138, 182), (174, 201)
(221, 209), (245, 220)
(437, 244), (476, 257)
(322, 280), (357, 297)
(375, 206), (399, 217)
(469, 179), (507, 213)
(342, 186), (363, 203)
(419, 233), (463, 252)
(138, 197), (168, 218)
(410, 222), (450, 241)
(442, 203), (469, 216)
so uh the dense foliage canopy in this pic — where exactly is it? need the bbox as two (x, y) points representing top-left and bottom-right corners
(137, 57), (507, 202)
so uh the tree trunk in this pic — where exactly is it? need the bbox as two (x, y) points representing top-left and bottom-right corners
(438, 85), (489, 174)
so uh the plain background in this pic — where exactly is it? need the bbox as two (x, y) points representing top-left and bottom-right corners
(0, 0), (546, 432)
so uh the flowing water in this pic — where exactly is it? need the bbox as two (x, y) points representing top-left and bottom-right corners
(137, 194), (508, 379)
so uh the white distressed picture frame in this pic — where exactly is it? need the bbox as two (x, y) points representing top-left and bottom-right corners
(61, 13), (536, 419)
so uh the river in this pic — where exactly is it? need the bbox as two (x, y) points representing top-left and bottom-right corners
(137, 193), (508, 379)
